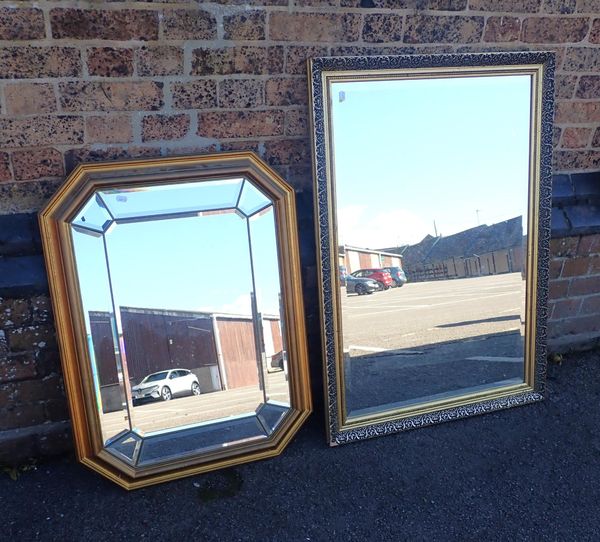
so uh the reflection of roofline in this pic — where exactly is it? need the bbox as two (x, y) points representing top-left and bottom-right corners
(89, 306), (280, 321)
(339, 244), (403, 258)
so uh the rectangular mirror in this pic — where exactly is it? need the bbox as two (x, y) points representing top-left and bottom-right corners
(309, 52), (554, 445)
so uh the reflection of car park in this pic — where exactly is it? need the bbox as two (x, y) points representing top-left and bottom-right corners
(345, 274), (379, 295)
(350, 269), (393, 290)
(382, 266), (407, 287)
(131, 369), (200, 405)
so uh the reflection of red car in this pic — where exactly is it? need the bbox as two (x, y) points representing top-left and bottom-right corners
(350, 269), (393, 290)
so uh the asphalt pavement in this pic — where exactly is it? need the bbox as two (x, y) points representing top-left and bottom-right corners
(3, 348), (600, 541)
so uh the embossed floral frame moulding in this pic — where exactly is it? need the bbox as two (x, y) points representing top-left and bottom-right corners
(308, 51), (555, 446)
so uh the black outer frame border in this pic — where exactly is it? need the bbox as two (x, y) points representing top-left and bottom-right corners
(308, 51), (555, 446)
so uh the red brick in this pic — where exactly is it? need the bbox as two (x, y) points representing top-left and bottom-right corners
(0, 116), (83, 148)
(286, 46), (329, 75)
(220, 140), (262, 154)
(192, 46), (284, 76)
(590, 19), (600, 44)
(85, 115), (133, 144)
(142, 114), (190, 142)
(31, 296), (52, 325)
(555, 75), (577, 100)
(7, 325), (56, 353)
(551, 236), (579, 257)
(11, 148), (64, 181)
(263, 139), (310, 166)
(576, 76), (600, 99)
(0, 299), (31, 328)
(470, 0), (540, 9)
(44, 399), (69, 423)
(265, 77), (307, 106)
(561, 127), (592, 149)
(588, 256), (600, 274)
(163, 9), (216, 40)
(269, 13), (361, 42)
(549, 278), (569, 299)
(0, 403), (47, 430)
(561, 256), (591, 277)
(0, 354), (37, 384)
(285, 109), (308, 137)
(577, 1), (600, 12)
(549, 258), (564, 280)
(521, 17), (589, 43)
(137, 46), (183, 76)
(219, 79), (264, 108)
(483, 17), (521, 42)
(554, 150), (600, 171)
(0, 47), (81, 79)
(198, 111), (284, 138)
(404, 15), (484, 44)
(593, 128), (600, 148)
(87, 47), (134, 77)
(0, 153), (10, 182)
(551, 298), (582, 319)
(59, 81), (163, 112)
(51, 8), (158, 40)
(568, 275), (600, 296)
(555, 102), (600, 124)
(165, 144), (218, 157)
(580, 294), (600, 315)
(0, 8), (45, 40)
(553, 127), (562, 148)
(224, 11), (266, 40)
(577, 234), (600, 256)
(363, 14), (404, 43)
(4, 84), (57, 116)
(171, 81), (217, 110)
(562, 47), (600, 71)
(65, 147), (162, 172)
(542, 0), (576, 13)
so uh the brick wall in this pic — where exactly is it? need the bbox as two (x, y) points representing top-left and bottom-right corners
(1, 0), (600, 463)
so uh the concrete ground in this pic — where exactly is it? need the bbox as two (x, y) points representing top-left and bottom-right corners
(3, 349), (600, 541)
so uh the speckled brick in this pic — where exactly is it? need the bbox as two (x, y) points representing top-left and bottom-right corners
(554, 126), (562, 148)
(219, 79), (264, 108)
(577, 0), (600, 12)
(141, 114), (190, 142)
(285, 109), (308, 137)
(286, 46), (329, 75)
(11, 148), (64, 181)
(224, 11), (265, 40)
(7, 325), (56, 353)
(64, 147), (161, 173)
(0, 180), (61, 214)
(521, 17), (589, 43)
(469, 0), (540, 10)
(592, 128), (600, 147)
(0, 116), (84, 148)
(342, 0), (466, 6)
(269, 13), (361, 42)
(192, 46), (284, 76)
(59, 81), (163, 112)
(576, 76), (600, 99)
(87, 47), (134, 77)
(51, 8), (158, 40)
(362, 14), (403, 43)
(4, 84), (56, 116)
(563, 47), (600, 71)
(0, 153), (11, 182)
(220, 140), (262, 154)
(0, 47), (81, 79)
(137, 46), (183, 76)
(198, 111), (284, 138)
(263, 139), (310, 166)
(404, 15), (484, 44)
(590, 20), (600, 44)
(555, 75), (577, 100)
(0, 8), (45, 40)
(171, 81), (217, 109)
(85, 115), (133, 144)
(542, 0), (576, 13)
(555, 102), (600, 124)
(163, 9), (216, 40)
(483, 17), (521, 42)
(0, 354), (37, 384)
(561, 128), (593, 149)
(212, 0), (286, 3)
(266, 78), (307, 106)
(554, 150), (600, 171)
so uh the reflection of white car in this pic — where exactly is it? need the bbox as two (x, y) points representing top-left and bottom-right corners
(131, 369), (200, 405)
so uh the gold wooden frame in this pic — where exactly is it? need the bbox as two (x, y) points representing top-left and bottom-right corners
(308, 52), (554, 445)
(39, 152), (312, 488)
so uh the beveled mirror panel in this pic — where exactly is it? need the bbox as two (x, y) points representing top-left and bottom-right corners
(40, 153), (311, 488)
(309, 52), (554, 445)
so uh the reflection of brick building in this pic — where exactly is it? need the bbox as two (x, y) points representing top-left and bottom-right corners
(89, 307), (282, 413)
(338, 245), (403, 274)
(380, 216), (525, 282)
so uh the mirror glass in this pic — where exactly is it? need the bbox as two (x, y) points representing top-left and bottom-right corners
(70, 178), (290, 465)
(331, 75), (530, 418)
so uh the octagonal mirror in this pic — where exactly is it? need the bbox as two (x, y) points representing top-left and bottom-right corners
(40, 153), (311, 488)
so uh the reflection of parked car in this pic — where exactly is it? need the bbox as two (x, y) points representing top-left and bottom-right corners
(131, 369), (200, 405)
(345, 275), (379, 295)
(381, 266), (407, 287)
(351, 269), (393, 290)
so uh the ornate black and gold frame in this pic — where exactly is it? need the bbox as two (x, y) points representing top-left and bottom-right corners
(40, 152), (311, 488)
(308, 52), (554, 445)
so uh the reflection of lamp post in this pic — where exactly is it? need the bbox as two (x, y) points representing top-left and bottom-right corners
(476, 209), (481, 226)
